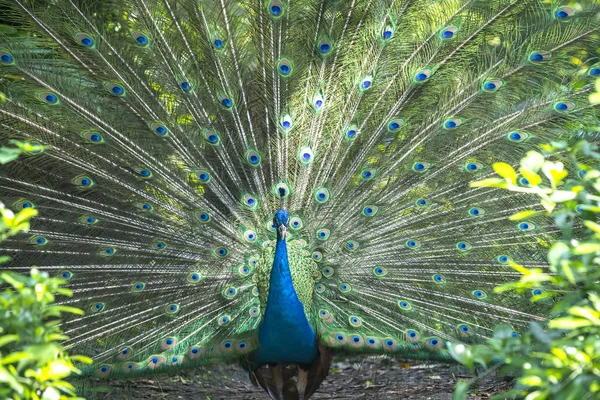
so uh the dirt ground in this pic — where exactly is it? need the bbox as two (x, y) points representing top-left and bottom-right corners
(86, 357), (512, 399)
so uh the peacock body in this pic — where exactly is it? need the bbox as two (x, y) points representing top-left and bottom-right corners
(0, 0), (599, 398)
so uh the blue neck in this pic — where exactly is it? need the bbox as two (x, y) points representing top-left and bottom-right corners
(252, 231), (318, 366)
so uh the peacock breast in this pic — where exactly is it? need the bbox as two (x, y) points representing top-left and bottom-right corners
(256, 239), (319, 320)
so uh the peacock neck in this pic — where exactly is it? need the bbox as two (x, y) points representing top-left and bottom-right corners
(253, 229), (319, 367)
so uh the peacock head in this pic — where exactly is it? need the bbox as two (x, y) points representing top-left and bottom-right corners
(274, 209), (289, 239)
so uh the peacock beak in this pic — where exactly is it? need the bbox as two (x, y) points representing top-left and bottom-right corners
(277, 224), (287, 239)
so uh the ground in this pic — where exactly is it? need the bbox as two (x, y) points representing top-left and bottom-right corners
(89, 357), (512, 399)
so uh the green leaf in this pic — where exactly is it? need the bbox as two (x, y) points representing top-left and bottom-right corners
(493, 162), (517, 183)
(548, 316), (592, 330)
(46, 305), (85, 316)
(0, 146), (23, 165)
(0, 334), (19, 348)
(584, 220), (600, 234)
(447, 342), (473, 369)
(1, 351), (30, 365)
(573, 243), (600, 255)
(469, 178), (507, 188)
(509, 210), (539, 221)
(547, 242), (570, 265)
(453, 380), (470, 400)
(549, 190), (576, 202)
(521, 151), (545, 172)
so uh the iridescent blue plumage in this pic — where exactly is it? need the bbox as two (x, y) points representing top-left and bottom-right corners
(253, 209), (319, 367)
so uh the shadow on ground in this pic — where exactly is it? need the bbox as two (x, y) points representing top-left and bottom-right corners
(85, 357), (512, 399)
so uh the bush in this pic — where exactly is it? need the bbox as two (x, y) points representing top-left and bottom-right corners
(0, 173), (90, 399)
(450, 140), (600, 400)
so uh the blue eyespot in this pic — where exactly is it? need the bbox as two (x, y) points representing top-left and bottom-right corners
(180, 81), (191, 91)
(80, 37), (94, 47)
(497, 255), (509, 264)
(136, 35), (148, 45)
(457, 241), (469, 250)
(530, 51), (550, 63)
(45, 94), (57, 103)
(270, 5), (282, 15)
(530, 53), (543, 62)
(555, 7), (574, 19)
(554, 101), (575, 112)
(111, 85), (124, 95)
(590, 68), (600, 76)
(406, 240), (419, 248)
(484, 82), (496, 91)
(533, 289), (543, 296)
(415, 72), (428, 81)
(416, 199), (427, 207)
(320, 43), (330, 53)
(221, 97), (232, 107)
(385, 118), (404, 132)
(213, 39), (223, 48)
(398, 300), (411, 310)
(0, 53), (13, 63)
(511, 132), (522, 141)
(155, 125), (167, 135)
(442, 30), (454, 39)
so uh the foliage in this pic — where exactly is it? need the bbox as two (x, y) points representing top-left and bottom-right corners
(0, 269), (91, 399)
(0, 140), (44, 166)
(0, 156), (89, 398)
(450, 140), (600, 400)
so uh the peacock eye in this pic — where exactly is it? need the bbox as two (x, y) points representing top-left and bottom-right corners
(440, 26), (457, 39)
(387, 118), (404, 132)
(278, 58), (293, 76)
(414, 68), (432, 82)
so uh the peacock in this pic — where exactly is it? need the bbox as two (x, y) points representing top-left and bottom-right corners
(0, 0), (599, 398)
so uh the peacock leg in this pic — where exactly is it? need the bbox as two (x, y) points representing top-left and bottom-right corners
(296, 366), (308, 400)
(272, 364), (284, 398)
